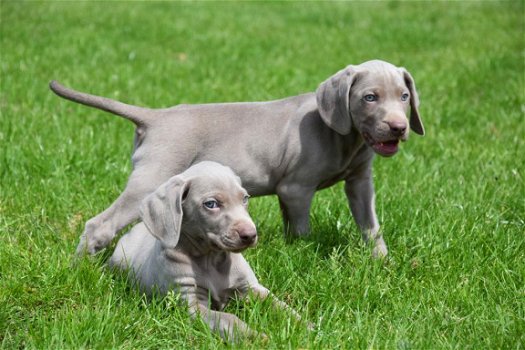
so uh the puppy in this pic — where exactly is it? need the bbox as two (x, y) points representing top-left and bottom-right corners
(50, 60), (425, 257)
(109, 161), (307, 341)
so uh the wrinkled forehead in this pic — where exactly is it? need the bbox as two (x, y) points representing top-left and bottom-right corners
(353, 61), (406, 90)
(181, 162), (246, 198)
(182, 162), (238, 181)
(192, 174), (245, 196)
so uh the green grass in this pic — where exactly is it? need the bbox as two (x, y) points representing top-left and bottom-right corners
(1, 1), (524, 348)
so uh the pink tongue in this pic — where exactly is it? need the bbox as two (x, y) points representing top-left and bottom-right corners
(376, 141), (398, 153)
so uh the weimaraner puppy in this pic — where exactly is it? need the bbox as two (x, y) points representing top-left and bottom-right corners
(109, 161), (306, 341)
(50, 59), (424, 257)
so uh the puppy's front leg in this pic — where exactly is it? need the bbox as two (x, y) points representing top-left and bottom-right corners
(344, 172), (387, 258)
(189, 303), (259, 342)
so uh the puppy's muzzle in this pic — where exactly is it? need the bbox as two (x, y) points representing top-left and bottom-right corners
(386, 119), (407, 137)
(234, 222), (258, 246)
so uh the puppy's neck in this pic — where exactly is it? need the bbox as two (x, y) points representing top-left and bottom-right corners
(177, 231), (216, 257)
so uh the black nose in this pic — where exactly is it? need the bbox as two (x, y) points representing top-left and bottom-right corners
(388, 120), (407, 136)
(237, 223), (257, 244)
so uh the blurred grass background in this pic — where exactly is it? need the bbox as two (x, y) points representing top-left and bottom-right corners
(1, 1), (524, 348)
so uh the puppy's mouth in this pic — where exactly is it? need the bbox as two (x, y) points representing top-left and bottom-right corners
(209, 235), (257, 253)
(362, 132), (401, 157)
(221, 242), (256, 253)
(223, 238), (258, 253)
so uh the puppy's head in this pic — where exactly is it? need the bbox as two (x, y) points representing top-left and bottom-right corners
(140, 161), (257, 253)
(316, 59), (425, 157)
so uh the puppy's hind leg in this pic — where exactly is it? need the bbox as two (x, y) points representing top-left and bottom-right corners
(77, 166), (170, 255)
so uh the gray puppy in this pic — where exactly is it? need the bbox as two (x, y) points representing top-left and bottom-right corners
(50, 59), (424, 257)
(110, 161), (307, 341)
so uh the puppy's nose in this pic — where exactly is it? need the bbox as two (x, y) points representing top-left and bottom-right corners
(387, 120), (407, 136)
(236, 222), (257, 244)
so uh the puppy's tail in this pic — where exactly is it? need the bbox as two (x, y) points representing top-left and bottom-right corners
(49, 80), (150, 126)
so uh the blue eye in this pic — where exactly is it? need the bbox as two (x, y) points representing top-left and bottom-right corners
(203, 200), (219, 209)
(401, 93), (410, 101)
(363, 94), (377, 102)
(243, 195), (250, 205)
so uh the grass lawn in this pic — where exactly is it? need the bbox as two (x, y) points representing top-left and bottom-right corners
(1, 1), (524, 348)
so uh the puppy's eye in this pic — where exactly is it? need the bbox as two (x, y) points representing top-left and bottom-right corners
(401, 93), (410, 101)
(363, 94), (377, 102)
(243, 195), (250, 205)
(203, 200), (219, 209)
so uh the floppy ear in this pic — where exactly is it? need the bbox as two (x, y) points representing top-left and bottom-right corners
(316, 66), (357, 135)
(139, 176), (188, 249)
(401, 68), (425, 136)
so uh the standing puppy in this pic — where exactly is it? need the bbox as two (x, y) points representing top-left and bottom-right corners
(110, 161), (306, 341)
(51, 59), (425, 257)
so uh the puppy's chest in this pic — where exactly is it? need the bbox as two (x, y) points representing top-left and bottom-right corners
(195, 256), (246, 309)
(318, 144), (372, 188)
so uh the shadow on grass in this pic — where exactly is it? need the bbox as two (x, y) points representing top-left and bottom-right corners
(275, 223), (368, 261)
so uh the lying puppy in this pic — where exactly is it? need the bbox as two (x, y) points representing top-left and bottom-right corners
(109, 161), (307, 341)
(50, 59), (425, 257)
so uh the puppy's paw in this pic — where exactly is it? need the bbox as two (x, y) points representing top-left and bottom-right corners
(306, 321), (316, 331)
(75, 234), (90, 256)
(76, 220), (116, 256)
(372, 242), (388, 259)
